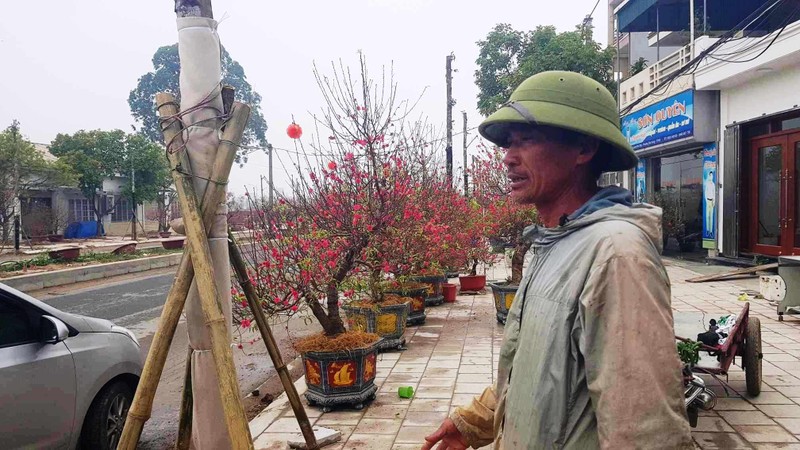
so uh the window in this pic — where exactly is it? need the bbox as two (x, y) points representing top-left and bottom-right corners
(68, 199), (94, 222)
(622, 92), (628, 104)
(0, 297), (37, 347)
(111, 197), (134, 223)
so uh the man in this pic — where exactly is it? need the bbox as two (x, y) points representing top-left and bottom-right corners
(423, 71), (692, 449)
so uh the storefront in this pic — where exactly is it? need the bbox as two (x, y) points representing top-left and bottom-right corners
(621, 89), (719, 252)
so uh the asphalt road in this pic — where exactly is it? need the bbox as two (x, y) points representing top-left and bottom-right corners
(32, 269), (318, 449)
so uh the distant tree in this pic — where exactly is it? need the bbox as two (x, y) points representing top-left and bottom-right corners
(0, 121), (75, 244)
(128, 44), (268, 163)
(49, 130), (169, 235)
(475, 23), (616, 116)
(630, 57), (648, 76)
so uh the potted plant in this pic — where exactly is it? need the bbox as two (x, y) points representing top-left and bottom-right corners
(48, 247), (81, 261)
(471, 145), (539, 323)
(233, 54), (427, 410)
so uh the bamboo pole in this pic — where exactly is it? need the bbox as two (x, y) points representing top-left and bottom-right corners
(228, 230), (319, 450)
(118, 96), (253, 450)
(176, 347), (193, 450)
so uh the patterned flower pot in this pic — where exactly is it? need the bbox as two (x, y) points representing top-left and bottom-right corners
(48, 247), (80, 261)
(411, 274), (447, 307)
(384, 287), (427, 326)
(442, 283), (457, 303)
(459, 274), (486, 292)
(302, 340), (379, 412)
(490, 282), (519, 325)
(162, 238), (185, 250)
(112, 243), (137, 255)
(343, 302), (410, 351)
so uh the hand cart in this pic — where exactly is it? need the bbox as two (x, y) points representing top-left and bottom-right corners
(675, 302), (762, 396)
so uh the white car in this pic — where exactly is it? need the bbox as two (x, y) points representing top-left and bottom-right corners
(0, 282), (143, 449)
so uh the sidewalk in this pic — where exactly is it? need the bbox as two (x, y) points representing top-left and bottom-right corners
(249, 260), (800, 450)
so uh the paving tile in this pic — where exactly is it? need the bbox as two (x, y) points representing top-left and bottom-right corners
(719, 410), (777, 425)
(734, 425), (799, 443)
(778, 387), (800, 398)
(455, 382), (489, 394)
(354, 418), (403, 435)
(457, 372), (493, 383)
(393, 425), (440, 444)
(716, 397), (757, 411)
(423, 367), (458, 378)
(452, 393), (478, 407)
(753, 443), (800, 450)
(747, 392), (796, 405)
(264, 417), (309, 433)
(315, 410), (365, 426)
(391, 364), (427, 374)
(408, 398), (451, 412)
(343, 433), (397, 449)
(764, 375), (800, 386)
(402, 410), (449, 427)
(418, 378), (456, 388)
(758, 404), (800, 418)
(694, 415), (735, 432)
(457, 364), (492, 374)
(415, 385), (455, 399)
(254, 432), (300, 450)
(392, 445), (424, 450)
(362, 403), (409, 419)
(776, 418), (800, 434)
(373, 392), (412, 406)
(764, 353), (799, 362)
(692, 432), (754, 449)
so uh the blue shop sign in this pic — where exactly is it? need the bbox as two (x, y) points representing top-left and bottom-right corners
(622, 90), (694, 150)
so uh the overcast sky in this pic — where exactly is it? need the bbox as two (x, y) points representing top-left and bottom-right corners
(0, 0), (609, 196)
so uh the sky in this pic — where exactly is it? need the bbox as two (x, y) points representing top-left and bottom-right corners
(0, 0), (609, 196)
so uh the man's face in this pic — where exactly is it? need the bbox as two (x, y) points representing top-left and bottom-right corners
(502, 128), (587, 205)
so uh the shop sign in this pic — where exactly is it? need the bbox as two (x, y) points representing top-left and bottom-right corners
(702, 143), (717, 249)
(635, 160), (646, 203)
(622, 90), (694, 150)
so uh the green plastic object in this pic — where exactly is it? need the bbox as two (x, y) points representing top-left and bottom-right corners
(398, 386), (414, 398)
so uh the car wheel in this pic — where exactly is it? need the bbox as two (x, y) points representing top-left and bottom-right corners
(80, 381), (134, 450)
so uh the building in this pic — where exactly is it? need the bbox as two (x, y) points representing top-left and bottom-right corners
(19, 144), (161, 239)
(611, 0), (800, 260)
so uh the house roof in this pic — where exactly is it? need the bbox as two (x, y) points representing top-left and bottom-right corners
(32, 143), (57, 162)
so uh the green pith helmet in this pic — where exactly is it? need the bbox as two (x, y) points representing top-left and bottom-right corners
(478, 71), (637, 173)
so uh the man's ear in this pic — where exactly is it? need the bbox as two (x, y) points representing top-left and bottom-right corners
(576, 138), (599, 165)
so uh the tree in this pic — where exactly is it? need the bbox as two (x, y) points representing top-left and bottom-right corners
(475, 23), (616, 116)
(128, 44), (268, 163)
(49, 130), (169, 235)
(0, 121), (75, 244)
(630, 57), (648, 76)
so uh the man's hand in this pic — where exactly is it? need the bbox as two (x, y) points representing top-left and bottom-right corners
(421, 418), (469, 450)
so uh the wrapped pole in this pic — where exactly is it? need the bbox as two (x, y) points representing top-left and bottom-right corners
(117, 97), (252, 450)
(228, 231), (319, 450)
(175, 347), (193, 450)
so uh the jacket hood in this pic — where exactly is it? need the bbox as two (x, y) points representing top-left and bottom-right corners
(523, 186), (663, 251)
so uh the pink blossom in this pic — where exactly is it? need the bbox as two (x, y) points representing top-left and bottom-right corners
(240, 319), (252, 328)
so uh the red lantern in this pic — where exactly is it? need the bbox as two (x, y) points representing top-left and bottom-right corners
(286, 123), (303, 139)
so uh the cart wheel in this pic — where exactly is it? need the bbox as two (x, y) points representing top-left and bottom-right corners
(744, 317), (763, 397)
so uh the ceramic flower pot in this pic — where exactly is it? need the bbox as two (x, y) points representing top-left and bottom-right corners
(411, 274), (447, 307)
(383, 286), (427, 326)
(459, 274), (486, 292)
(343, 302), (410, 351)
(442, 283), (457, 303)
(490, 282), (519, 325)
(161, 238), (185, 250)
(302, 340), (379, 412)
(112, 243), (137, 255)
(48, 247), (80, 261)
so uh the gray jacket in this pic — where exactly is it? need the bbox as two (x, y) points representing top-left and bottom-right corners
(452, 190), (693, 449)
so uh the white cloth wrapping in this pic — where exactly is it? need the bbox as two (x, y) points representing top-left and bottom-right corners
(176, 16), (234, 450)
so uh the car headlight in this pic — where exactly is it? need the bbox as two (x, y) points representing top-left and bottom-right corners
(112, 325), (140, 347)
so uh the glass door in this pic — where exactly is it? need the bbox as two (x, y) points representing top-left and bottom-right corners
(750, 136), (785, 256)
(750, 132), (800, 256)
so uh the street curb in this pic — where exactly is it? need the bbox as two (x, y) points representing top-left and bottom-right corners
(249, 372), (308, 438)
(1, 253), (184, 292)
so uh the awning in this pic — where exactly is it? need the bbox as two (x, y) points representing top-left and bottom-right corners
(617, 0), (795, 34)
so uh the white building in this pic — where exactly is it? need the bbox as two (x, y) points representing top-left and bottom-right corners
(612, 0), (800, 260)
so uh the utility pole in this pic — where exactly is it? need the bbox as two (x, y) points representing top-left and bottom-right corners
(131, 155), (138, 241)
(445, 53), (455, 184)
(267, 143), (274, 205)
(462, 111), (468, 196)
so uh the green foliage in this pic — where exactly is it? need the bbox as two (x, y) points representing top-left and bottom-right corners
(630, 57), (648, 76)
(677, 340), (701, 366)
(475, 23), (616, 116)
(49, 129), (169, 222)
(128, 44), (268, 163)
(0, 121), (76, 242)
(0, 247), (182, 274)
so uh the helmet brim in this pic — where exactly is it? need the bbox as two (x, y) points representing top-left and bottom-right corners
(478, 100), (638, 173)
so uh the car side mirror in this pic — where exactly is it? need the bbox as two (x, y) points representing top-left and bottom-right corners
(41, 315), (69, 344)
